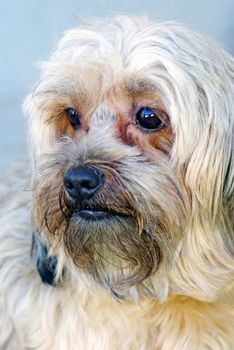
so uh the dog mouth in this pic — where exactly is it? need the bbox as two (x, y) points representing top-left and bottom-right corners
(74, 203), (132, 221)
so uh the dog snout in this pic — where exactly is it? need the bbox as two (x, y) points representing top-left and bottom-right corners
(64, 165), (104, 200)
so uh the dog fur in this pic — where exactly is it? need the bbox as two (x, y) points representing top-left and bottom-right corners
(0, 16), (234, 349)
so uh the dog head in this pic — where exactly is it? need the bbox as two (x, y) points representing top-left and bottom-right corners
(24, 16), (234, 302)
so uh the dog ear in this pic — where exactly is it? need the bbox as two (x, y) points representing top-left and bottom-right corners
(182, 46), (234, 216)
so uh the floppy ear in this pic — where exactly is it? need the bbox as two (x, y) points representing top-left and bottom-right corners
(23, 79), (59, 175)
(170, 43), (234, 301)
(183, 45), (234, 219)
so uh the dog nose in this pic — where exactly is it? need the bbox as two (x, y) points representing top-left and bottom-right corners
(64, 165), (104, 201)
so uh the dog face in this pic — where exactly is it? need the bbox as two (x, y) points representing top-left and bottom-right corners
(24, 16), (234, 301)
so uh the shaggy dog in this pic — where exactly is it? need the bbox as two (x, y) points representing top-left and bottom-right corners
(0, 16), (234, 350)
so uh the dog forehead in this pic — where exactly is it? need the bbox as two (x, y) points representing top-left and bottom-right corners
(40, 20), (194, 106)
(49, 18), (195, 76)
(44, 17), (224, 102)
(51, 16), (230, 73)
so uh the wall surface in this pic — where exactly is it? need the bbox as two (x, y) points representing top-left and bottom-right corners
(0, 0), (233, 169)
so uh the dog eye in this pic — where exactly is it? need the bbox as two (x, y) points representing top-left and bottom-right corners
(65, 108), (81, 129)
(136, 107), (164, 131)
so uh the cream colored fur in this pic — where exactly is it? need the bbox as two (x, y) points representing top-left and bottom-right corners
(0, 16), (234, 349)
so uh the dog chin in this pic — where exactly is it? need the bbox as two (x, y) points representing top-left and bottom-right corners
(58, 204), (162, 296)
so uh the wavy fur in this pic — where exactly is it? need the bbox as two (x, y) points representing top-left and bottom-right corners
(0, 16), (234, 349)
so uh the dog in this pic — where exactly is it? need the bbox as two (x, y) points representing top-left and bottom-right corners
(0, 15), (234, 350)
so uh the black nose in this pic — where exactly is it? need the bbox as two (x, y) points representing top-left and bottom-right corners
(64, 166), (104, 201)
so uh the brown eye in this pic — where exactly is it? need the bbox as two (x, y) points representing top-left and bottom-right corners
(136, 107), (164, 131)
(65, 108), (81, 129)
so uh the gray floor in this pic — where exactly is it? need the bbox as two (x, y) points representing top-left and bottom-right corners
(1, 0), (233, 170)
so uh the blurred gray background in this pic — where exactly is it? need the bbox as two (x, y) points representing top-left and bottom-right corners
(0, 0), (233, 169)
